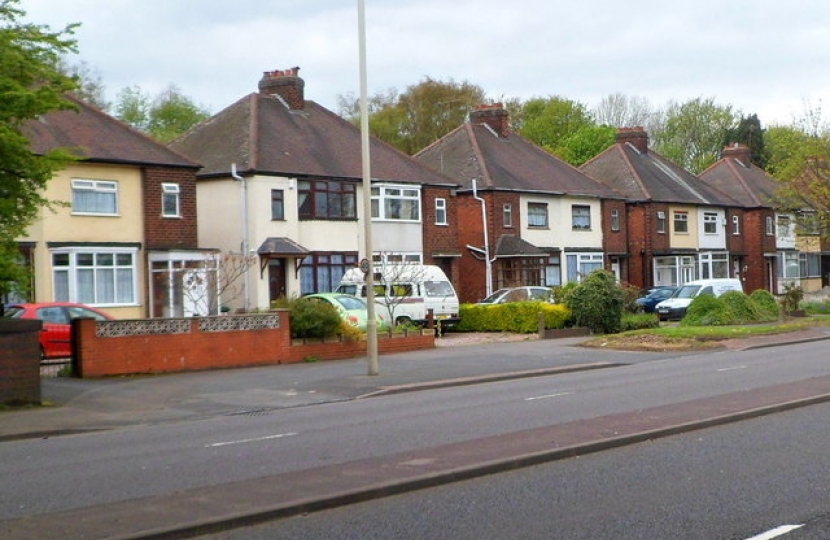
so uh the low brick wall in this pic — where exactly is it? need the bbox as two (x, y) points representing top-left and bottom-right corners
(0, 319), (43, 405)
(288, 331), (435, 363)
(73, 313), (434, 377)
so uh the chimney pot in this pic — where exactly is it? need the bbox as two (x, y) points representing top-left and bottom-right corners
(469, 103), (509, 137)
(721, 142), (752, 165)
(258, 67), (305, 110)
(616, 127), (649, 153)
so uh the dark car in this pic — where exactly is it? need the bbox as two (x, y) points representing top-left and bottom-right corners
(3, 302), (113, 359)
(635, 286), (678, 313)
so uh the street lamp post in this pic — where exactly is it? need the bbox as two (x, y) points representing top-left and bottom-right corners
(358, 0), (379, 375)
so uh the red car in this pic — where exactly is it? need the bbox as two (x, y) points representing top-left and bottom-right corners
(3, 302), (113, 359)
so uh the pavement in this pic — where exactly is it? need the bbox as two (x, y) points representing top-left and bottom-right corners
(3, 327), (830, 540)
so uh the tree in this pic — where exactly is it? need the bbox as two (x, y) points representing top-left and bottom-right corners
(651, 97), (738, 174)
(115, 84), (210, 142)
(180, 251), (257, 316)
(59, 59), (109, 111)
(552, 125), (617, 167)
(338, 77), (486, 155)
(0, 0), (79, 299)
(722, 113), (769, 169)
(516, 96), (594, 152)
(593, 92), (657, 130)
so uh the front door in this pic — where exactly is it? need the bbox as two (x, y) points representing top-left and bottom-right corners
(268, 259), (287, 301)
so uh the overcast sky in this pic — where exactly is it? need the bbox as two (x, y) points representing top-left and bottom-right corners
(21, 0), (830, 126)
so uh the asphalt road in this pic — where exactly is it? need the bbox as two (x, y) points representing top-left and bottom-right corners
(193, 402), (830, 540)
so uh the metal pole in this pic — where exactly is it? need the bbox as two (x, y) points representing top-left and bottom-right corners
(358, 0), (379, 375)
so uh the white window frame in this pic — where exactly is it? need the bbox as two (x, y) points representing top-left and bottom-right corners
(52, 247), (139, 307)
(71, 179), (119, 215)
(610, 209), (620, 232)
(656, 211), (666, 233)
(161, 183), (181, 218)
(703, 212), (718, 234)
(732, 215), (740, 235)
(766, 216), (774, 236)
(673, 211), (689, 234)
(371, 185), (421, 222)
(571, 205), (591, 230)
(435, 197), (447, 225)
(566, 253), (604, 283)
(503, 204), (513, 228)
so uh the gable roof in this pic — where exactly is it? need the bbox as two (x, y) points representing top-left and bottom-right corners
(699, 148), (778, 208)
(169, 92), (457, 187)
(414, 120), (620, 199)
(22, 94), (199, 169)
(580, 133), (740, 207)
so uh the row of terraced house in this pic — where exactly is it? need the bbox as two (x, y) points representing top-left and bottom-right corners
(11, 67), (830, 319)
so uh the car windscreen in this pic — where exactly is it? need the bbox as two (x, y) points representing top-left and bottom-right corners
(423, 281), (455, 297)
(334, 295), (367, 310)
(674, 285), (701, 299)
(2, 306), (24, 318)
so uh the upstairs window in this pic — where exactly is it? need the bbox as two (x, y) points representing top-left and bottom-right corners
(435, 198), (447, 225)
(527, 202), (548, 228)
(371, 185), (420, 221)
(673, 211), (689, 234)
(161, 183), (180, 218)
(571, 205), (591, 230)
(656, 211), (666, 233)
(732, 215), (740, 235)
(777, 215), (792, 237)
(503, 204), (513, 228)
(271, 189), (285, 220)
(766, 216), (774, 235)
(298, 180), (356, 220)
(72, 179), (118, 215)
(610, 209), (620, 232)
(703, 212), (717, 234)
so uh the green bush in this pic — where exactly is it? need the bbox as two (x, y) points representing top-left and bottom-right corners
(565, 270), (623, 334)
(286, 297), (344, 339)
(551, 281), (578, 304)
(457, 302), (570, 333)
(621, 312), (659, 331)
(720, 290), (764, 323)
(681, 294), (737, 326)
(749, 289), (780, 320)
(803, 300), (830, 315)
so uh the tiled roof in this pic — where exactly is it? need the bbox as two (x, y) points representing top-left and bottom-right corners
(699, 156), (778, 208)
(169, 94), (457, 186)
(494, 235), (550, 257)
(580, 142), (740, 206)
(21, 94), (200, 168)
(257, 237), (310, 256)
(415, 123), (621, 198)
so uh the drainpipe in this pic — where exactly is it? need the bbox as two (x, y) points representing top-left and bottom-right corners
(472, 179), (493, 298)
(231, 163), (251, 313)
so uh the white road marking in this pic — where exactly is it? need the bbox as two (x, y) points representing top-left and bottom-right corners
(206, 432), (298, 448)
(744, 524), (804, 540)
(525, 392), (573, 401)
(717, 365), (748, 372)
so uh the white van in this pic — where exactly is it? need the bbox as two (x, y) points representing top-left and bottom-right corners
(656, 278), (743, 321)
(336, 264), (461, 329)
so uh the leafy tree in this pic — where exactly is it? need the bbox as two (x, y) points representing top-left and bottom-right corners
(517, 96), (594, 152)
(0, 0), (79, 299)
(766, 105), (830, 238)
(651, 97), (738, 174)
(721, 113), (769, 168)
(338, 77), (486, 155)
(115, 84), (210, 142)
(553, 124), (616, 167)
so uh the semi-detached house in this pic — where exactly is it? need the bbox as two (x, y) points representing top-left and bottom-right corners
(17, 95), (213, 319)
(170, 68), (460, 312)
(581, 128), (754, 291)
(415, 103), (627, 304)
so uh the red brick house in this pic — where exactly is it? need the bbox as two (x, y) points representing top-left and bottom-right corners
(581, 128), (750, 291)
(415, 104), (625, 303)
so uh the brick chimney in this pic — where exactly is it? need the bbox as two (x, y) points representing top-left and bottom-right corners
(616, 127), (649, 153)
(258, 67), (304, 110)
(721, 142), (752, 165)
(470, 103), (509, 137)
